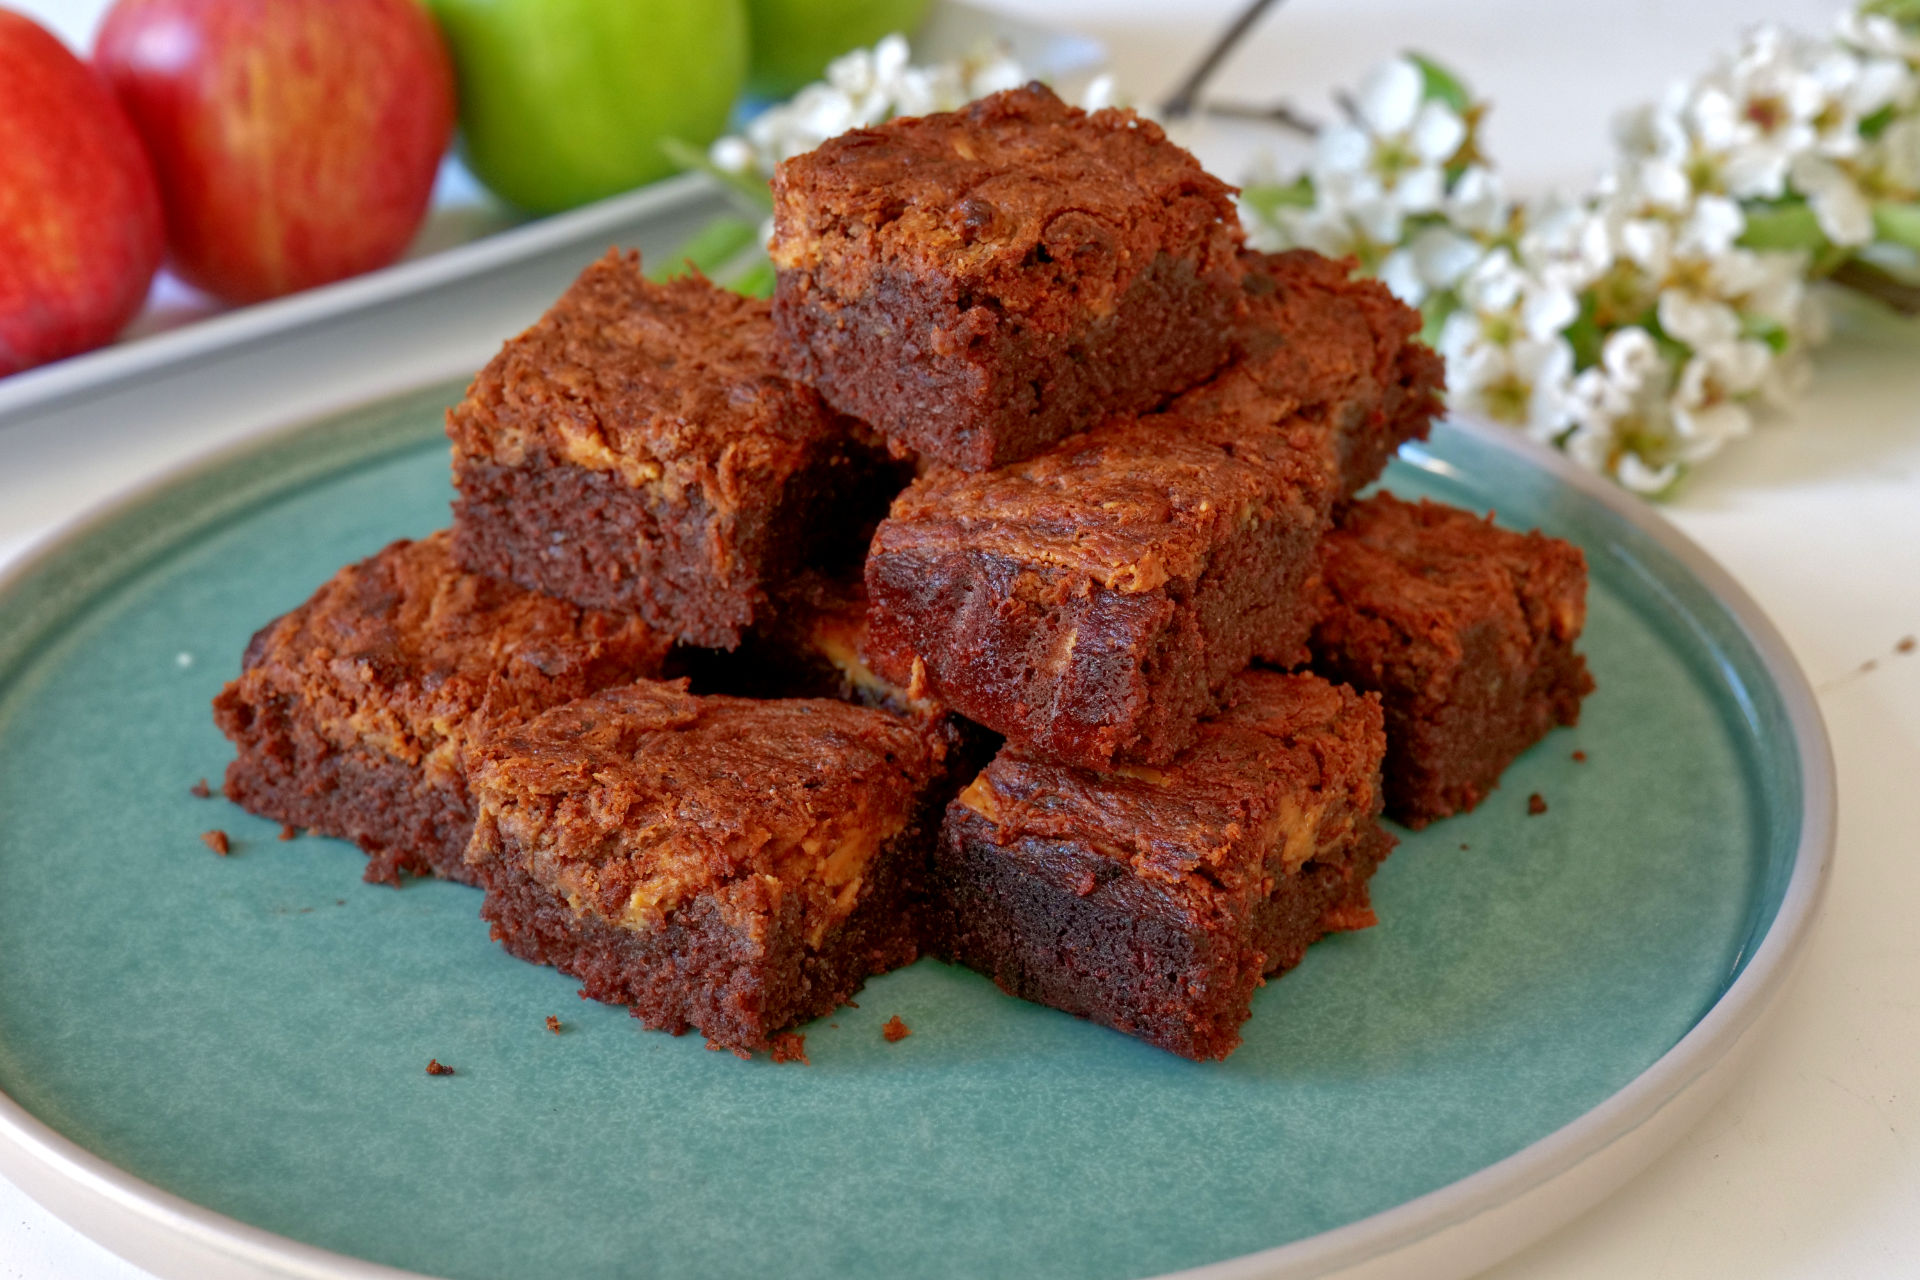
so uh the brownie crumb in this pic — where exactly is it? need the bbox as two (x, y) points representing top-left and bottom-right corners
(882, 1015), (911, 1043)
(1320, 901), (1379, 933)
(425, 1059), (455, 1076)
(769, 1032), (810, 1065)
(1073, 868), (1099, 897)
(278, 824), (297, 841)
(1527, 793), (1549, 816)
(1571, 750), (1587, 763)
(189, 778), (212, 799)
(705, 1037), (752, 1059)
(545, 1016), (562, 1034)
(845, 1001), (858, 1009)
(1899, 635), (1916, 655)
(201, 829), (230, 856)
(1459, 843), (1470, 851)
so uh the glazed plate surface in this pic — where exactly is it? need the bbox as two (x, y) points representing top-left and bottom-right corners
(0, 383), (1828, 1280)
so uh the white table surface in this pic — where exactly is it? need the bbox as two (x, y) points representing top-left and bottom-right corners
(4, 2), (1918, 1278)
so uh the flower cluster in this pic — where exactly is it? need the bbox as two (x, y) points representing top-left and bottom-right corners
(1243, 1), (1920, 494)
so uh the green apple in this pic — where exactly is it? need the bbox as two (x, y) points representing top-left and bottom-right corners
(744, 0), (933, 98)
(429, 0), (747, 214)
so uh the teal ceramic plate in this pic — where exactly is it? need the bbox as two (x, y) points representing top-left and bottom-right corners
(0, 385), (1833, 1280)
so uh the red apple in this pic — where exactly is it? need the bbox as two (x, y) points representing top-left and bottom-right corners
(95, 0), (455, 305)
(0, 9), (164, 377)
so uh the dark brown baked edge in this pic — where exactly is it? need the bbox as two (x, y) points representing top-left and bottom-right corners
(1374, 637), (1592, 827)
(212, 685), (476, 886)
(775, 251), (1237, 471)
(469, 813), (932, 1055)
(450, 440), (889, 650)
(926, 810), (1394, 1061)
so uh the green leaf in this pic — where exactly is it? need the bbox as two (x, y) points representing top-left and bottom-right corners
(725, 259), (777, 299)
(1407, 53), (1473, 116)
(1860, 0), (1920, 27)
(651, 216), (763, 282)
(1739, 199), (1828, 253)
(1859, 104), (1898, 140)
(1873, 202), (1920, 253)
(1562, 303), (1604, 371)
(1740, 314), (1790, 353)
(660, 137), (776, 213)
(1239, 176), (1317, 225)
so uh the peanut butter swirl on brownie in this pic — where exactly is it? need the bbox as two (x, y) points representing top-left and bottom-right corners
(213, 531), (670, 884)
(465, 681), (946, 1054)
(448, 251), (892, 648)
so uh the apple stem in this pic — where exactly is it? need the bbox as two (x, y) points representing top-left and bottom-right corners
(1159, 0), (1291, 121)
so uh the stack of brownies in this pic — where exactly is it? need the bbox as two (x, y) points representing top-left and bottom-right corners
(214, 85), (1593, 1063)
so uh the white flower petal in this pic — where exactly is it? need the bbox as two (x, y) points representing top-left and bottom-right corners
(1658, 289), (1741, 348)
(1357, 58), (1424, 135)
(1521, 280), (1579, 342)
(1392, 165), (1445, 213)
(1078, 73), (1117, 112)
(1377, 249), (1426, 305)
(1618, 452), (1683, 494)
(1314, 123), (1373, 177)
(1601, 327), (1663, 385)
(1409, 101), (1467, 163)
(1410, 225), (1485, 288)
(1682, 196), (1747, 255)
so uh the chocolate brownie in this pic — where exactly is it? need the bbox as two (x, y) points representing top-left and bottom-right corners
(927, 671), (1392, 1061)
(1175, 249), (1445, 496)
(1308, 493), (1594, 827)
(864, 407), (1338, 770)
(465, 681), (944, 1055)
(212, 531), (669, 884)
(447, 250), (893, 649)
(770, 83), (1245, 471)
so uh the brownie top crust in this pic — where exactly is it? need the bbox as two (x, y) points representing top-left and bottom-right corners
(955, 671), (1384, 898)
(446, 250), (845, 504)
(1176, 250), (1442, 492)
(1318, 493), (1589, 675)
(1229, 249), (1422, 408)
(872, 409), (1338, 595)
(468, 681), (935, 939)
(769, 83), (1243, 322)
(227, 531), (671, 778)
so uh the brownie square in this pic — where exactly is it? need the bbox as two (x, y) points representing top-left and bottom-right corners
(212, 531), (671, 884)
(1308, 493), (1594, 827)
(1175, 249), (1445, 497)
(864, 406), (1339, 770)
(927, 671), (1393, 1061)
(770, 83), (1245, 471)
(464, 681), (944, 1055)
(447, 250), (891, 649)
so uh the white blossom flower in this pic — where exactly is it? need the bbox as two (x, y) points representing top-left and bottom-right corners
(712, 36), (1058, 180)
(1441, 249), (1580, 352)
(1837, 10), (1920, 73)
(1448, 337), (1576, 437)
(1313, 57), (1467, 218)
(1791, 151), (1878, 242)
(1235, 10), (1912, 495)
(1518, 197), (1614, 292)
(1671, 341), (1771, 446)
(1564, 328), (1687, 492)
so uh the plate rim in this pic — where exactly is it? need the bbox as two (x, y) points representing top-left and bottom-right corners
(0, 403), (1836, 1280)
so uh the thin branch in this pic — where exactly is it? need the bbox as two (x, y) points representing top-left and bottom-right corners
(1198, 100), (1321, 136)
(1830, 258), (1920, 316)
(1159, 0), (1289, 120)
